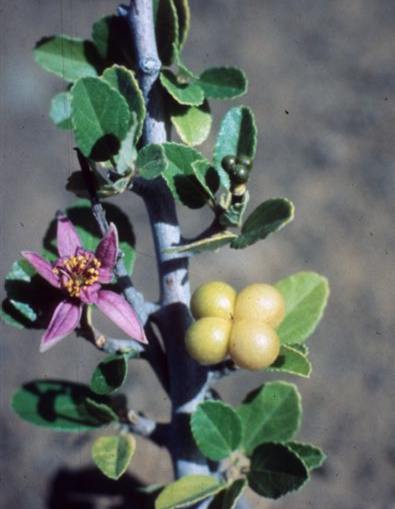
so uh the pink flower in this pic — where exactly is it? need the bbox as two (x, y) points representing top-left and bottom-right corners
(21, 215), (147, 352)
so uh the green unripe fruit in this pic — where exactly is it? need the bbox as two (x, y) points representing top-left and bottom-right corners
(234, 283), (286, 328)
(221, 155), (237, 172)
(185, 317), (232, 365)
(229, 320), (280, 370)
(231, 164), (249, 184)
(191, 281), (237, 320)
(237, 154), (253, 170)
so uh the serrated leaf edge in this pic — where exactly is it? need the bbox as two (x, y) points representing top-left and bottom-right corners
(267, 345), (312, 378)
(198, 66), (249, 100)
(191, 400), (243, 461)
(240, 381), (302, 455)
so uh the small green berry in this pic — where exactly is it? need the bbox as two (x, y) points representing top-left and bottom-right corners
(221, 155), (236, 171)
(231, 164), (249, 184)
(237, 154), (253, 170)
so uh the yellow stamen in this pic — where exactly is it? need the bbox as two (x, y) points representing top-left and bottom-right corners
(55, 253), (101, 298)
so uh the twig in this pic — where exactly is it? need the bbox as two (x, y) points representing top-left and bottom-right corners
(75, 149), (148, 325)
(75, 150), (169, 391)
(78, 305), (144, 355)
(125, 410), (169, 447)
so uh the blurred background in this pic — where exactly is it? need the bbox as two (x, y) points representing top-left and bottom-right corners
(1, 1), (394, 508)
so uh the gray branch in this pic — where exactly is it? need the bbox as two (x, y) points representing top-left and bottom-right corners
(126, 0), (212, 486)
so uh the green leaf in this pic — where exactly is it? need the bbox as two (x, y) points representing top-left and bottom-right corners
(115, 120), (138, 175)
(208, 479), (247, 509)
(12, 380), (114, 431)
(92, 434), (136, 480)
(213, 106), (257, 172)
(191, 401), (243, 461)
(66, 167), (131, 199)
(268, 345), (312, 378)
(276, 272), (330, 345)
(160, 70), (204, 106)
(231, 198), (295, 249)
(286, 442), (326, 471)
(237, 381), (302, 455)
(219, 191), (249, 227)
(34, 36), (100, 82)
(155, 475), (224, 509)
(43, 200), (136, 275)
(92, 15), (134, 67)
(49, 92), (72, 129)
(102, 65), (146, 140)
(85, 397), (119, 423)
(198, 67), (248, 100)
(137, 144), (168, 180)
(248, 443), (309, 499)
(292, 344), (309, 355)
(161, 143), (210, 208)
(192, 160), (220, 199)
(90, 354), (128, 395)
(164, 231), (236, 256)
(1, 259), (58, 330)
(173, 0), (190, 48)
(71, 77), (130, 161)
(170, 100), (212, 146)
(154, 0), (178, 66)
(173, 43), (197, 80)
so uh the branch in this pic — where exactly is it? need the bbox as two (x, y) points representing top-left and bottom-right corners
(123, 0), (165, 146)
(127, 0), (212, 484)
(76, 148), (148, 324)
(125, 410), (169, 447)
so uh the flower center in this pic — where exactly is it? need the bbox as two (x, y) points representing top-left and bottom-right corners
(53, 254), (101, 298)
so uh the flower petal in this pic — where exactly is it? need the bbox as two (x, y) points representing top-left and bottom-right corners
(40, 300), (82, 352)
(95, 290), (147, 344)
(95, 223), (118, 270)
(98, 268), (113, 284)
(80, 283), (100, 304)
(21, 251), (60, 288)
(57, 214), (82, 257)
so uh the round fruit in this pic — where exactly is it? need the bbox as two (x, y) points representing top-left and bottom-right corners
(237, 154), (253, 170)
(221, 155), (237, 171)
(231, 164), (249, 184)
(191, 281), (237, 320)
(234, 284), (285, 328)
(229, 320), (280, 370)
(185, 317), (232, 365)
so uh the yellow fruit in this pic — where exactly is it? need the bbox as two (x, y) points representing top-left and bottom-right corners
(229, 320), (280, 370)
(234, 283), (285, 328)
(190, 281), (237, 320)
(185, 317), (232, 365)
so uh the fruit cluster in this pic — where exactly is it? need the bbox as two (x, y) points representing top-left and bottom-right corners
(221, 154), (253, 185)
(185, 281), (286, 370)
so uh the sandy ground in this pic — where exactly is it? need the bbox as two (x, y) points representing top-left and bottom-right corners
(1, 1), (395, 508)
